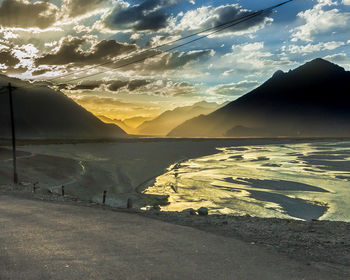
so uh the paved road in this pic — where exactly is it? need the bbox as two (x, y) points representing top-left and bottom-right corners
(0, 195), (342, 280)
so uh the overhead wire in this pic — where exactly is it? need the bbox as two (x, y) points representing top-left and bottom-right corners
(18, 0), (293, 89)
(45, 7), (267, 82)
(63, 11), (264, 84)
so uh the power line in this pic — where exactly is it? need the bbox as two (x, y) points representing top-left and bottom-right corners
(59, 0), (293, 84)
(19, 0), (292, 88)
(45, 2), (275, 82)
(64, 12), (262, 84)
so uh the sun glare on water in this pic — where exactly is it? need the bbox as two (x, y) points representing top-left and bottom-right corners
(146, 141), (350, 221)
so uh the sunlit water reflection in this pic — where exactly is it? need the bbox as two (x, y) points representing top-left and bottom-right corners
(145, 141), (350, 221)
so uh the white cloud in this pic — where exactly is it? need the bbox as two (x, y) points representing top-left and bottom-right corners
(291, 0), (350, 42)
(288, 41), (345, 54)
(147, 35), (182, 48)
(324, 52), (350, 69)
(219, 42), (292, 74)
(174, 4), (272, 36)
(343, 0), (350, 5)
(206, 80), (260, 96)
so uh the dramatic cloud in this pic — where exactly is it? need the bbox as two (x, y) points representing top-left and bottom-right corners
(34, 34), (214, 79)
(324, 52), (350, 69)
(70, 81), (103, 90)
(129, 49), (215, 73)
(86, 79), (151, 92)
(64, 77), (196, 97)
(103, 0), (178, 32)
(207, 80), (260, 96)
(64, 79), (151, 92)
(0, 49), (29, 74)
(0, 50), (20, 67)
(108, 80), (128, 91)
(62, 0), (110, 18)
(291, 0), (350, 42)
(127, 79), (151, 91)
(175, 4), (272, 36)
(0, 0), (58, 29)
(35, 37), (137, 66)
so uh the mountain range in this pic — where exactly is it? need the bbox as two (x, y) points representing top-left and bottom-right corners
(0, 75), (126, 139)
(168, 58), (350, 138)
(2, 58), (349, 139)
(135, 101), (223, 136)
(97, 102), (222, 136)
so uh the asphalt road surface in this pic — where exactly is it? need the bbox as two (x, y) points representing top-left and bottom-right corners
(0, 195), (342, 280)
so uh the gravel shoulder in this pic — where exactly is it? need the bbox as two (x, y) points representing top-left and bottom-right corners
(1, 185), (349, 279)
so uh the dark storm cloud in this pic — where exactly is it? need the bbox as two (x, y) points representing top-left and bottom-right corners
(63, 79), (150, 92)
(205, 5), (269, 33)
(103, 0), (179, 32)
(0, 0), (58, 29)
(71, 81), (103, 90)
(127, 79), (151, 90)
(108, 80), (128, 91)
(105, 79), (150, 92)
(0, 50), (20, 67)
(0, 50), (28, 74)
(35, 34), (212, 74)
(35, 37), (137, 66)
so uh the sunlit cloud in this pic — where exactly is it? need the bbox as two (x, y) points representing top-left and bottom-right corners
(174, 4), (272, 36)
(206, 80), (260, 97)
(287, 41), (345, 54)
(291, 0), (350, 42)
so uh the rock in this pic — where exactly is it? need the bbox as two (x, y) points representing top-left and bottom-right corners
(182, 208), (197, 215)
(197, 207), (209, 216)
(153, 205), (161, 211)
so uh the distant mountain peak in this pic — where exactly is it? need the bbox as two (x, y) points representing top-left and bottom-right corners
(294, 58), (345, 75)
(0, 76), (126, 139)
(191, 101), (219, 108)
(272, 70), (285, 78)
(168, 58), (350, 138)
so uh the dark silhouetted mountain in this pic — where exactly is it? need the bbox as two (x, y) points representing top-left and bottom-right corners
(136, 101), (223, 136)
(168, 58), (350, 137)
(0, 75), (126, 139)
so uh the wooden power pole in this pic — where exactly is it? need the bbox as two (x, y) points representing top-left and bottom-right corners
(8, 83), (18, 184)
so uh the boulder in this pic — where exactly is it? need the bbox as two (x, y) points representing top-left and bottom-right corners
(197, 207), (209, 216)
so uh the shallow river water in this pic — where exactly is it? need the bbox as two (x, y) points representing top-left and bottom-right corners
(145, 141), (350, 221)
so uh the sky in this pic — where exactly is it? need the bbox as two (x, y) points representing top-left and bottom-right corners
(0, 0), (350, 120)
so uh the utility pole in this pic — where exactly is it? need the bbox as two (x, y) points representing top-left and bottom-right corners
(8, 83), (18, 184)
